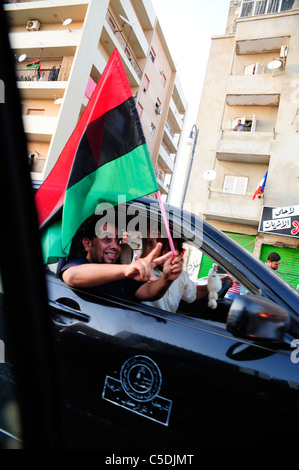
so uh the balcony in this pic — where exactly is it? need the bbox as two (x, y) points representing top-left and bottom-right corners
(203, 191), (262, 226)
(15, 55), (73, 82)
(155, 170), (169, 195)
(22, 114), (57, 142)
(100, 25), (140, 88)
(163, 121), (178, 153)
(9, 29), (81, 55)
(232, 36), (290, 83)
(226, 93), (280, 107)
(104, 10), (142, 80)
(235, 35), (290, 57)
(158, 145), (174, 173)
(227, 69), (283, 98)
(17, 80), (66, 101)
(168, 98), (184, 134)
(217, 129), (272, 163)
(4, 1), (88, 28)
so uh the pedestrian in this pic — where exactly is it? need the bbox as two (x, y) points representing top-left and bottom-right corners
(266, 252), (281, 271)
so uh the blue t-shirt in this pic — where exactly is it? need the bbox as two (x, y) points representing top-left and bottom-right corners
(60, 256), (144, 301)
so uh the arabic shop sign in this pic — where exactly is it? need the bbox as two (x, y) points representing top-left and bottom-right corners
(258, 205), (299, 238)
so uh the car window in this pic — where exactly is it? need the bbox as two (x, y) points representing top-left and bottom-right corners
(45, 225), (243, 324)
(182, 242), (246, 295)
(45, 202), (299, 332)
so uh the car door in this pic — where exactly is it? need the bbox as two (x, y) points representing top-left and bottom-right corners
(47, 270), (299, 449)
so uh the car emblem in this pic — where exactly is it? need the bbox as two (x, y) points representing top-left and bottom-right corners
(120, 355), (162, 402)
(102, 355), (172, 426)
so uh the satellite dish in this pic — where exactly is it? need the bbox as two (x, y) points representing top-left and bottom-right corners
(203, 170), (216, 181)
(119, 15), (133, 27)
(267, 59), (281, 70)
(62, 18), (72, 26)
(54, 97), (63, 105)
(18, 54), (27, 62)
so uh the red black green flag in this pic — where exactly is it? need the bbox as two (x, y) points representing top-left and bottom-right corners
(26, 59), (40, 69)
(35, 49), (158, 263)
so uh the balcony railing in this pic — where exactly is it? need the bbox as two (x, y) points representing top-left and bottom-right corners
(106, 10), (142, 80)
(15, 56), (73, 81)
(155, 169), (169, 194)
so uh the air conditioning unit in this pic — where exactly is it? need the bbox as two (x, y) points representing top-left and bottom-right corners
(26, 20), (40, 31)
(155, 106), (162, 115)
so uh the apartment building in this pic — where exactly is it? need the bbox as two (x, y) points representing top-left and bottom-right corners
(4, 0), (187, 201)
(184, 0), (299, 286)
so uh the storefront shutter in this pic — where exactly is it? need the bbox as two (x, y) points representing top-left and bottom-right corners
(198, 232), (255, 278)
(260, 244), (299, 288)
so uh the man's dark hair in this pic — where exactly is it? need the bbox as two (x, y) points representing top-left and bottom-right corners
(267, 252), (281, 262)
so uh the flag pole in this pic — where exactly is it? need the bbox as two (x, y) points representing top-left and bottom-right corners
(156, 190), (176, 257)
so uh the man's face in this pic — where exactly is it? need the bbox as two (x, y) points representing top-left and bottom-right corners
(84, 223), (121, 264)
(267, 260), (280, 271)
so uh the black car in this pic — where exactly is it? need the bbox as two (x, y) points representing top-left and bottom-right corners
(43, 198), (299, 449)
(2, 197), (299, 449)
(1, 3), (299, 449)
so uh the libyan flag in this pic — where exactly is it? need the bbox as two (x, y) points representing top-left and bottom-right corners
(35, 49), (158, 263)
(26, 59), (40, 69)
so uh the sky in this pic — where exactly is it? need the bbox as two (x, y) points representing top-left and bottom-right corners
(151, 0), (232, 205)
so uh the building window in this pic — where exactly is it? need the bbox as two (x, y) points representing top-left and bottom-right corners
(255, 0), (268, 14)
(155, 98), (162, 115)
(149, 47), (156, 63)
(240, 0), (294, 17)
(233, 115), (257, 132)
(143, 75), (150, 93)
(241, 0), (259, 16)
(268, 0), (280, 12)
(281, 0), (295, 11)
(244, 62), (265, 75)
(137, 102), (143, 117)
(149, 123), (156, 135)
(161, 72), (167, 87)
(223, 176), (248, 195)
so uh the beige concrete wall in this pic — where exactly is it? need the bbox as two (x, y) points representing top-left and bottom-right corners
(186, 8), (299, 251)
(139, 25), (175, 166)
(185, 35), (235, 215)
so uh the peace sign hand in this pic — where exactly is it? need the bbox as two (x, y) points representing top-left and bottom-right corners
(124, 242), (173, 282)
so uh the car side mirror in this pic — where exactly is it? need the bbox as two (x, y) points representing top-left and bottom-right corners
(226, 294), (290, 342)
